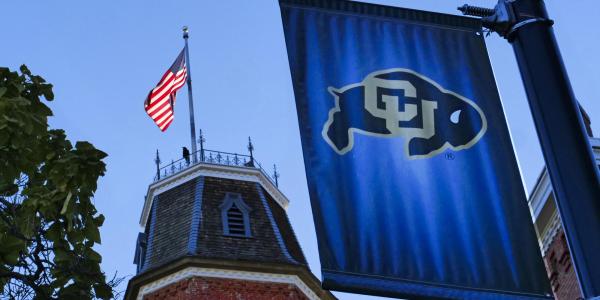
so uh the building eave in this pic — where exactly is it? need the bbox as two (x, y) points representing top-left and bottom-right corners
(528, 168), (552, 221)
(124, 256), (336, 300)
(139, 162), (290, 228)
(528, 137), (600, 222)
(591, 137), (600, 157)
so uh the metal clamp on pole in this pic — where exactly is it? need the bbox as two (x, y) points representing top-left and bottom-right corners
(460, 1), (600, 298)
(507, 18), (554, 37)
(459, 2), (552, 40)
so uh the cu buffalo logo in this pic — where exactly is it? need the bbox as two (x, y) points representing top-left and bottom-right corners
(322, 68), (487, 159)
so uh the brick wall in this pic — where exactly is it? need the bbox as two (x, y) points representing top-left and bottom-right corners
(543, 230), (582, 300)
(143, 277), (310, 300)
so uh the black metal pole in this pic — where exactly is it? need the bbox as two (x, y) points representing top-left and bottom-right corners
(183, 26), (198, 163)
(155, 149), (161, 180)
(247, 137), (254, 166)
(273, 164), (280, 187)
(199, 129), (205, 162)
(484, 1), (600, 297)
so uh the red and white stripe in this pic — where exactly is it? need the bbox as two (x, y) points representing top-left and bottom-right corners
(144, 66), (187, 131)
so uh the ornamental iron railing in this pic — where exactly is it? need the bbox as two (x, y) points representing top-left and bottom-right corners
(153, 148), (278, 187)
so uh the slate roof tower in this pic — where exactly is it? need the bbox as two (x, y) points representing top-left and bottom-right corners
(124, 144), (335, 300)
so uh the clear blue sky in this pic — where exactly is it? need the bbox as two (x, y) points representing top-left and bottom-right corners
(2, 1), (598, 299)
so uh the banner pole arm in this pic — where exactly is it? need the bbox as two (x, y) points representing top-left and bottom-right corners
(183, 26), (198, 163)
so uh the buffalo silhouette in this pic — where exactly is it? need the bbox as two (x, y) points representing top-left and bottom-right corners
(322, 69), (487, 159)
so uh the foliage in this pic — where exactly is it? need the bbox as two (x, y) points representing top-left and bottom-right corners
(0, 66), (117, 299)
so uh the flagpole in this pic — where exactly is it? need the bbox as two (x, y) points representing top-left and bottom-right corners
(183, 26), (198, 163)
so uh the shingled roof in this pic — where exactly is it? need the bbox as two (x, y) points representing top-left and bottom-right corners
(134, 162), (307, 274)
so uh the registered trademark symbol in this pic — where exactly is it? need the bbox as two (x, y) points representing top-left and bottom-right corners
(445, 153), (455, 160)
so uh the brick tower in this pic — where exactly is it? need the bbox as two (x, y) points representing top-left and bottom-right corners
(124, 141), (335, 300)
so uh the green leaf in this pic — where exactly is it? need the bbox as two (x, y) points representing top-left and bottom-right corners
(84, 221), (101, 244)
(0, 87), (6, 98)
(3, 252), (19, 265)
(10, 96), (31, 105)
(93, 283), (113, 299)
(46, 222), (62, 242)
(87, 248), (102, 263)
(94, 214), (105, 227)
(0, 235), (25, 253)
(41, 84), (54, 101)
(19, 64), (31, 75)
(60, 191), (72, 215)
(43, 88), (54, 101)
(54, 248), (69, 262)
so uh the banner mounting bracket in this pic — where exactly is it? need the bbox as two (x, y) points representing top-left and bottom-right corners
(458, 1), (552, 40)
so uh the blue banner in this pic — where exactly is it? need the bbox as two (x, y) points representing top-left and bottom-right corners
(279, 0), (551, 299)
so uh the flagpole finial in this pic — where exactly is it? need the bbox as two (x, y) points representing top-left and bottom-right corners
(273, 164), (280, 187)
(199, 129), (206, 162)
(183, 26), (189, 39)
(155, 149), (161, 180)
(247, 137), (254, 166)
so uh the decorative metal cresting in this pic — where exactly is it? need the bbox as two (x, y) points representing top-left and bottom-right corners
(152, 133), (279, 187)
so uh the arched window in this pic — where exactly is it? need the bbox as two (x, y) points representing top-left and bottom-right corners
(219, 193), (251, 237)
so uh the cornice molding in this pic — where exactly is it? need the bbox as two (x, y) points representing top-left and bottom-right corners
(592, 137), (600, 160)
(124, 257), (336, 300)
(139, 163), (290, 227)
(528, 169), (552, 221)
(540, 212), (562, 256)
(590, 137), (600, 149)
(136, 266), (320, 300)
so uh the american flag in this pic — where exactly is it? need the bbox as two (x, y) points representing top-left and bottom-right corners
(144, 49), (187, 131)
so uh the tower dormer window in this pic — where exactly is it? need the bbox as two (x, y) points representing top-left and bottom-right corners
(133, 232), (147, 274)
(219, 193), (251, 237)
